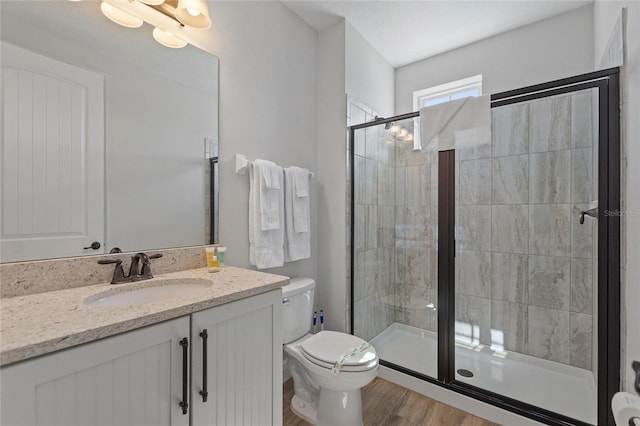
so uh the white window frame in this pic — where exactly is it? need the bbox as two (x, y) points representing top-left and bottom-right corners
(411, 74), (483, 150)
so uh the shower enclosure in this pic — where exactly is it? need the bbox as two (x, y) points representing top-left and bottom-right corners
(350, 69), (620, 426)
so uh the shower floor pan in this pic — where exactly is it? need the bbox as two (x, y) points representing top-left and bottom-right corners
(370, 322), (597, 425)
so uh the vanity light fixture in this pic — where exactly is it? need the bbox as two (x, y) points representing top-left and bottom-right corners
(100, 2), (143, 28)
(152, 27), (187, 48)
(98, 0), (212, 49)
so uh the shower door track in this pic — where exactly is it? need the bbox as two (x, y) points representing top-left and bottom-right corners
(349, 67), (620, 426)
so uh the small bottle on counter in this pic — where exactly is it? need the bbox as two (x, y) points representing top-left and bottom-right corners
(205, 247), (220, 273)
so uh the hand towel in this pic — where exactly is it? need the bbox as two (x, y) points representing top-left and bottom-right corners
(284, 167), (310, 262)
(420, 95), (491, 152)
(291, 167), (310, 233)
(249, 163), (284, 269)
(254, 159), (282, 231)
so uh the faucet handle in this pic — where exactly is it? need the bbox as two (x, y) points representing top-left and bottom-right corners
(140, 253), (162, 279)
(97, 259), (128, 284)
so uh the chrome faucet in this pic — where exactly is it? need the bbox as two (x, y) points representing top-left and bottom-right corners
(98, 252), (163, 284)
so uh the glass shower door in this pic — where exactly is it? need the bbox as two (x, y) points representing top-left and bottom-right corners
(453, 88), (599, 424)
(351, 116), (439, 379)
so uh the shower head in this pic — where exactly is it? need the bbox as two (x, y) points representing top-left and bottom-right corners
(385, 122), (394, 130)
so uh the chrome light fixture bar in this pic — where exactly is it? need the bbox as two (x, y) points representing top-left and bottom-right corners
(100, 0), (211, 49)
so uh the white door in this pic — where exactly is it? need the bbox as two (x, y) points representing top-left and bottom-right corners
(0, 317), (190, 426)
(1, 42), (104, 262)
(191, 290), (283, 426)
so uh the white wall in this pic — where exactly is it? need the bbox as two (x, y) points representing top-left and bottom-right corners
(594, 0), (640, 394)
(345, 22), (394, 117)
(395, 5), (594, 114)
(210, 1), (319, 281)
(0, 1), (217, 254)
(316, 20), (347, 331)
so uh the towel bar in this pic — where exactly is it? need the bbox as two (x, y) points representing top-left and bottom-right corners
(234, 154), (314, 178)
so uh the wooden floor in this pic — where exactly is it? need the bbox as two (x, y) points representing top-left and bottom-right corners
(283, 378), (500, 426)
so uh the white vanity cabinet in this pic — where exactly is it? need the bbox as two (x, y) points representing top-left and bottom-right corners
(190, 289), (283, 426)
(0, 289), (282, 426)
(0, 317), (191, 426)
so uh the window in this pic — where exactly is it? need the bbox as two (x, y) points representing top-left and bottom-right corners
(411, 74), (483, 150)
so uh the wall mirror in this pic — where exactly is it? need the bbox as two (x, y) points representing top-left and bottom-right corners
(0, 1), (219, 263)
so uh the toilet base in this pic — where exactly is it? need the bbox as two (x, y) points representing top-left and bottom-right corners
(317, 388), (363, 426)
(290, 394), (318, 424)
(290, 388), (364, 426)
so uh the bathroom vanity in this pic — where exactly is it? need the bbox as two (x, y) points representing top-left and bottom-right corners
(0, 265), (287, 426)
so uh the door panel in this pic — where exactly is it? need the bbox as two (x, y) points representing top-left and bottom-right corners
(1, 42), (104, 262)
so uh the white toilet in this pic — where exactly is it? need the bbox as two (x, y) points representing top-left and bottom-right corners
(282, 278), (378, 426)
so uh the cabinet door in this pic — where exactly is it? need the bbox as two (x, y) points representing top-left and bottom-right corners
(0, 317), (190, 426)
(191, 290), (282, 426)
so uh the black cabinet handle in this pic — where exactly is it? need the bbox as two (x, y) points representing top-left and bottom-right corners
(199, 329), (209, 402)
(83, 241), (101, 250)
(179, 338), (189, 415)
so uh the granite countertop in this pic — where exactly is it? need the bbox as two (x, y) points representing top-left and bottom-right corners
(0, 266), (288, 367)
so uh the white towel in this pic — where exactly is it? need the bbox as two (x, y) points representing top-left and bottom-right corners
(249, 163), (284, 269)
(420, 95), (491, 152)
(291, 167), (310, 233)
(284, 167), (310, 262)
(254, 159), (282, 231)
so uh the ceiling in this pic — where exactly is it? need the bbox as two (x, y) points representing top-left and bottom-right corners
(281, 0), (592, 67)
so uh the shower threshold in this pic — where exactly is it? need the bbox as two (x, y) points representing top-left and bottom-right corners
(370, 322), (597, 425)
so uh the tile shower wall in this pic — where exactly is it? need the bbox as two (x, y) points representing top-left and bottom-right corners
(349, 98), (396, 341)
(455, 89), (597, 369)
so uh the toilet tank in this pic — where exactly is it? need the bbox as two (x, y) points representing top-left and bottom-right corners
(282, 278), (315, 343)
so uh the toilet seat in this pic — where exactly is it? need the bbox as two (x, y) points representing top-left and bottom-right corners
(300, 331), (377, 373)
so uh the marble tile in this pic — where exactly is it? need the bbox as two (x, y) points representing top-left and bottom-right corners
(527, 306), (570, 363)
(405, 146), (428, 167)
(456, 140), (492, 161)
(377, 164), (394, 206)
(427, 248), (438, 289)
(366, 205), (378, 249)
(529, 204), (571, 256)
(379, 137), (396, 166)
(491, 205), (529, 254)
(406, 165), (429, 207)
(395, 167), (406, 207)
(364, 249), (379, 297)
(491, 252), (528, 304)
(570, 312), (593, 369)
(529, 150), (571, 204)
(365, 125), (379, 161)
(396, 286), (437, 331)
(430, 164), (439, 209)
(354, 204), (366, 251)
(364, 159), (378, 205)
(455, 250), (491, 298)
(571, 203), (594, 258)
(405, 246), (430, 287)
(529, 95), (571, 153)
(459, 159), (492, 205)
(455, 294), (491, 346)
(456, 205), (492, 251)
(491, 300), (528, 353)
(571, 148), (593, 204)
(571, 89), (594, 149)
(528, 255), (571, 310)
(491, 155), (529, 204)
(378, 205), (395, 248)
(354, 156), (366, 204)
(394, 247), (406, 284)
(403, 206), (431, 245)
(571, 257), (593, 314)
(354, 250), (366, 302)
(354, 128), (366, 157)
(395, 143), (407, 168)
(492, 103), (529, 156)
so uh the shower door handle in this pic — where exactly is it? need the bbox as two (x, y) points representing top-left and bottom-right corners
(579, 207), (599, 224)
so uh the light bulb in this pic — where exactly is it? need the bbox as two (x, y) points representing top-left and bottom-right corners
(400, 128), (408, 137)
(187, 7), (200, 16)
(389, 125), (400, 134)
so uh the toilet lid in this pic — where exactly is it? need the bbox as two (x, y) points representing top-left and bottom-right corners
(300, 331), (377, 371)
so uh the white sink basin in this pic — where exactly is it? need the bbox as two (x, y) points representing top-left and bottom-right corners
(85, 278), (211, 307)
